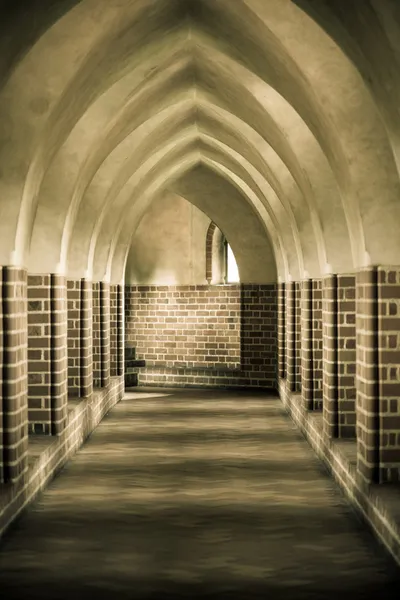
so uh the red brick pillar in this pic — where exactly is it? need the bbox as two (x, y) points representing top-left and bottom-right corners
(286, 281), (301, 392)
(356, 267), (379, 484)
(277, 282), (286, 379)
(300, 279), (313, 410)
(294, 282), (301, 392)
(337, 275), (356, 438)
(117, 284), (124, 376)
(312, 279), (323, 410)
(377, 267), (400, 483)
(27, 275), (52, 433)
(323, 275), (339, 438)
(67, 280), (81, 397)
(1, 267), (28, 484)
(80, 279), (93, 397)
(93, 282), (110, 388)
(50, 274), (68, 435)
(27, 275), (68, 436)
(110, 284), (124, 377)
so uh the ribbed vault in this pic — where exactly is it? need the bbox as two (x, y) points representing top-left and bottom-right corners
(0, 0), (399, 283)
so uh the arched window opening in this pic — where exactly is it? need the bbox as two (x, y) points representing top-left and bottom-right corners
(225, 241), (240, 283)
(205, 221), (240, 284)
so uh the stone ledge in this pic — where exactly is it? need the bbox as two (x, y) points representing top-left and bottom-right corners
(278, 378), (400, 567)
(0, 376), (124, 539)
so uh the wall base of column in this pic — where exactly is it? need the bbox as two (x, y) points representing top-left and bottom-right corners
(278, 377), (400, 567)
(0, 376), (124, 539)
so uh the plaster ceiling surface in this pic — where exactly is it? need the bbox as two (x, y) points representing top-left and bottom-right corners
(0, 0), (399, 282)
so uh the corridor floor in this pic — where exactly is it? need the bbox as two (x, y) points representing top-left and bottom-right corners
(0, 389), (399, 599)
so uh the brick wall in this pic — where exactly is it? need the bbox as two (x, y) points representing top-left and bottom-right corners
(125, 284), (277, 388)
(377, 267), (400, 483)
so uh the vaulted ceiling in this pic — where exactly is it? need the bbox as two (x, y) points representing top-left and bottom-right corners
(0, 0), (399, 283)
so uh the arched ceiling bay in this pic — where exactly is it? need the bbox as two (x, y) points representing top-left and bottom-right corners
(0, 0), (399, 283)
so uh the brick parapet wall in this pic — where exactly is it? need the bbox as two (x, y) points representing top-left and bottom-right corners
(1, 267), (28, 484)
(377, 267), (400, 483)
(125, 284), (276, 388)
(337, 275), (356, 439)
(312, 279), (323, 410)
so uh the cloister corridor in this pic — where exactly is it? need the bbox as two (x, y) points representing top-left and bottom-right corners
(2, 0), (400, 597)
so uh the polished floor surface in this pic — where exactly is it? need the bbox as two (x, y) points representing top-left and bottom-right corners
(0, 389), (399, 599)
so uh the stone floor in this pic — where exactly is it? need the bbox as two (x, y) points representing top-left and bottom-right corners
(0, 388), (399, 599)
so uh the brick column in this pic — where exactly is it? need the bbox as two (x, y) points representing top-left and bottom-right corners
(323, 275), (338, 438)
(377, 267), (400, 483)
(0, 268), (3, 483)
(286, 282), (300, 392)
(294, 282), (301, 392)
(277, 282), (286, 379)
(80, 279), (93, 397)
(110, 284), (124, 377)
(100, 282), (111, 387)
(1, 267), (28, 483)
(117, 284), (124, 376)
(300, 279), (313, 410)
(337, 275), (356, 438)
(312, 279), (323, 410)
(356, 267), (379, 485)
(93, 282), (110, 388)
(67, 280), (81, 397)
(50, 274), (68, 435)
(27, 275), (51, 433)
(27, 275), (68, 436)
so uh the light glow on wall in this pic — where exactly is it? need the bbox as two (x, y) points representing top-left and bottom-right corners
(227, 244), (240, 282)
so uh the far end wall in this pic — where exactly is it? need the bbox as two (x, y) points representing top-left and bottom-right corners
(124, 192), (278, 389)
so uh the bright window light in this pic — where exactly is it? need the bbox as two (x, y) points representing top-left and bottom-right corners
(227, 243), (240, 282)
